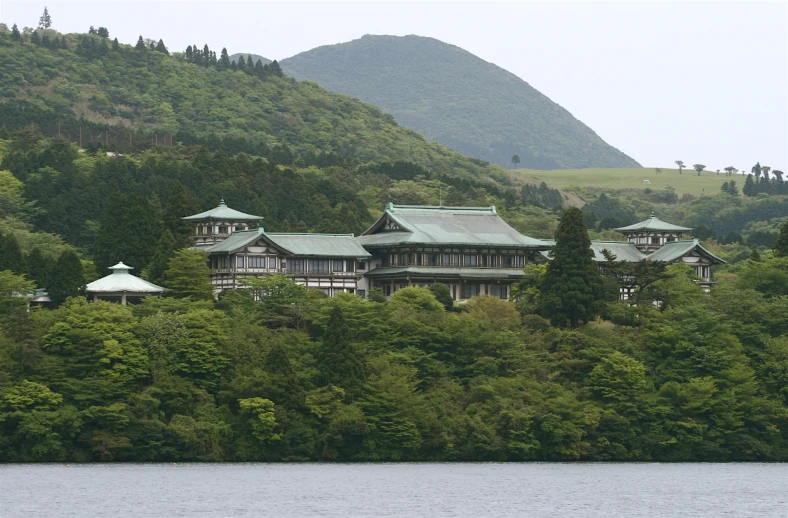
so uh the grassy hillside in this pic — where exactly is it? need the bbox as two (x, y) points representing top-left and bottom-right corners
(281, 35), (640, 170)
(0, 31), (521, 187)
(524, 167), (737, 197)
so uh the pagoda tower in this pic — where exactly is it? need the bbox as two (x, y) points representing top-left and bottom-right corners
(614, 213), (693, 253)
(182, 199), (264, 248)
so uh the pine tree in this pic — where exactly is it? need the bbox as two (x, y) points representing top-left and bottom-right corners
(185, 45), (193, 62)
(97, 27), (109, 38)
(539, 207), (604, 328)
(61, 35), (68, 49)
(0, 233), (25, 274)
(219, 47), (230, 69)
(774, 220), (788, 258)
(11, 24), (21, 41)
(94, 194), (162, 272)
(254, 59), (264, 77)
(264, 342), (305, 409)
(162, 248), (214, 300)
(112, 37), (119, 50)
(31, 31), (40, 45)
(743, 174), (755, 197)
(164, 181), (200, 244)
(317, 304), (365, 396)
(269, 60), (283, 77)
(48, 250), (85, 304)
(237, 55), (246, 69)
(155, 39), (169, 55)
(246, 54), (255, 74)
(145, 230), (176, 285)
(39, 7), (52, 29)
(135, 35), (146, 50)
(25, 248), (52, 289)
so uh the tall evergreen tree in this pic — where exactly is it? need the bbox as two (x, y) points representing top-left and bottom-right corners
(48, 250), (85, 304)
(185, 45), (193, 62)
(155, 39), (169, 55)
(246, 54), (255, 74)
(539, 207), (604, 328)
(269, 60), (284, 77)
(219, 48), (230, 69)
(774, 220), (788, 258)
(743, 174), (755, 196)
(93, 194), (162, 272)
(61, 35), (68, 49)
(39, 7), (52, 29)
(162, 248), (213, 300)
(25, 248), (52, 289)
(237, 55), (246, 69)
(264, 342), (305, 409)
(164, 182), (200, 244)
(317, 304), (365, 396)
(0, 233), (25, 274)
(254, 58), (264, 77)
(144, 230), (176, 285)
(11, 24), (21, 41)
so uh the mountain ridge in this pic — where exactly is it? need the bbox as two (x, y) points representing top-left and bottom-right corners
(278, 34), (640, 170)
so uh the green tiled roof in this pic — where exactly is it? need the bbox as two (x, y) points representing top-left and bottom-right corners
(590, 242), (648, 262)
(615, 213), (692, 232)
(183, 199), (264, 221)
(365, 266), (526, 279)
(204, 228), (371, 258)
(358, 204), (550, 248)
(266, 233), (371, 258)
(647, 239), (726, 264)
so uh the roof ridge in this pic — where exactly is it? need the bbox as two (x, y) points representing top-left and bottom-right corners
(265, 232), (356, 237)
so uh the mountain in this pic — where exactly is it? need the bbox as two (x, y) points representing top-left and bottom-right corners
(281, 35), (640, 170)
(229, 52), (271, 65)
(0, 32), (521, 186)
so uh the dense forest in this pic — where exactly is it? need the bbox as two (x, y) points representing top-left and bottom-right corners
(281, 35), (640, 170)
(0, 24), (786, 462)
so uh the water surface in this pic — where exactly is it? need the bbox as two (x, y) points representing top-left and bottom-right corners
(1, 463), (786, 517)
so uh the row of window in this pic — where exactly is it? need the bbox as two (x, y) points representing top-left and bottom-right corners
(215, 255), (363, 274)
(381, 283), (508, 300)
(384, 253), (526, 268)
(196, 225), (247, 235)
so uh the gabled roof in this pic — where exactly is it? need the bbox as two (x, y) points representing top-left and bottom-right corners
(358, 204), (550, 248)
(647, 239), (726, 264)
(204, 228), (371, 258)
(86, 262), (165, 294)
(182, 199), (264, 221)
(614, 213), (692, 232)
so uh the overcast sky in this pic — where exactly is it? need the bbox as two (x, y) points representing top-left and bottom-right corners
(2, 0), (786, 171)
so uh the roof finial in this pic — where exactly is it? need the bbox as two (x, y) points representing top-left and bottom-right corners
(219, 197), (226, 207)
(650, 211), (656, 219)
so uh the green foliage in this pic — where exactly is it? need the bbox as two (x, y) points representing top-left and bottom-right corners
(163, 249), (214, 300)
(47, 249), (84, 304)
(539, 207), (604, 327)
(428, 283), (453, 310)
(281, 35), (639, 170)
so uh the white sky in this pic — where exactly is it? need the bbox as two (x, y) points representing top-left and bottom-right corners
(1, 0), (786, 172)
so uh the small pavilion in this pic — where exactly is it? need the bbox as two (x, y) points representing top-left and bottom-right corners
(85, 262), (165, 305)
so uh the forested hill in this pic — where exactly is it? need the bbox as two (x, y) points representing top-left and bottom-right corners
(229, 52), (270, 66)
(280, 35), (641, 170)
(0, 30), (519, 186)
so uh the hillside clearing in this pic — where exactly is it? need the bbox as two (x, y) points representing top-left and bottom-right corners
(521, 167), (740, 197)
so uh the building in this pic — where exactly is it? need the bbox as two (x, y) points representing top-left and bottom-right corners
(356, 204), (551, 300)
(540, 213), (726, 298)
(187, 201), (724, 302)
(85, 262), (165, 304)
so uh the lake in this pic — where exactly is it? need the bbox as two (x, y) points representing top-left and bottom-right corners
(1, 463), (785, 517)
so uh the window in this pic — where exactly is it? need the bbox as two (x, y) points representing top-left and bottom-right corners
(218, 226), (228, 234)
(490, 285), (508, 300)
(463, 284), (479, 299)
(247, 256), (266, 268)
(235, 226), (245, 232)
(236, 256), (245, 268)
(357, 262), (367, 270)
(333, 260), (345, 272)
(463, 254), (478, 266)
(268, 256), (277, 269)
(651, 236), (661, 245)
(416, 253), (423, 266)
(358, 289), (366, 298)
(345, 260), (355, 272)
(427, 254), (440, 266)
(399, 253), (409, 266)
(288, 259), (306, 274)
(309, 259), (330, 275)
